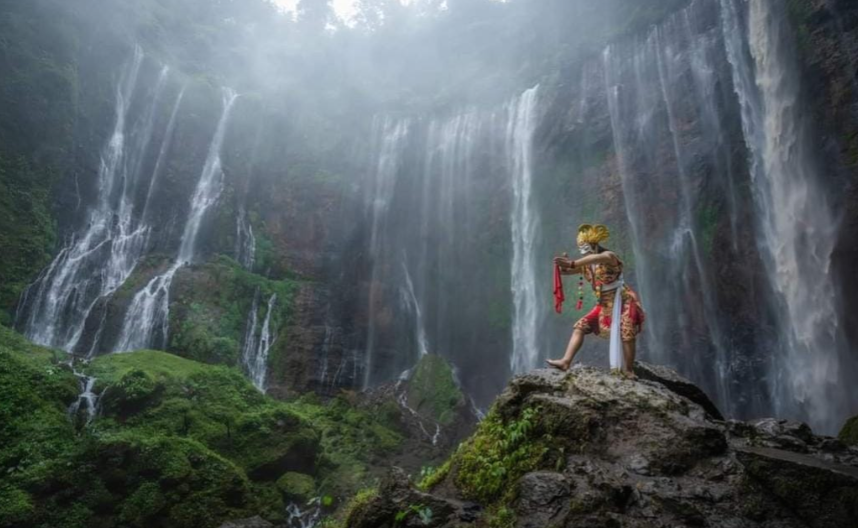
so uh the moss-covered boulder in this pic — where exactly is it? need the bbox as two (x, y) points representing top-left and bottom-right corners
(0, 326), (407, 528)
(405, 354), (465, 427)
(348, 366), (858, 528)
(100, 368), (165, 417)
(839, 416), (858, 446)
(167, 256), (296, 368)
(276, 472), (316, 502)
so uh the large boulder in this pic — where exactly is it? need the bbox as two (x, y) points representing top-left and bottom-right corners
(348, 365), (858, 528)
(840, 416), (858, 446)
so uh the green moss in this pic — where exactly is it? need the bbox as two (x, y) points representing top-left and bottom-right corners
(696, 203), (720, 257)
(416, 458), (452, 491)
(0, 485), (34, 527)
(452, 406), (549, 503)
(167, 256), (297, 368)
(485, 505), (516, 528)
(838, 416), (858, 446)
(288, 395), (403, 497)
(1, 323), (405, 527)
(342, 487), (380, 526)
(405, 354), (464, 426)
(277, 472), (316, 501)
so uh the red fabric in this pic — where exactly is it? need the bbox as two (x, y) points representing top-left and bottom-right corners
(553, 264), (565, 314)
(580, 304), (602, 333)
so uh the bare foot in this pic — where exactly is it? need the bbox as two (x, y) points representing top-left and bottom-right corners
(545, 358), (570, 371)
(621, 370), (638, 380)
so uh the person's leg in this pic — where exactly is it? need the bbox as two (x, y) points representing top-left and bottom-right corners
(622, 338), (637, 379)
(546, 329), (585, 371)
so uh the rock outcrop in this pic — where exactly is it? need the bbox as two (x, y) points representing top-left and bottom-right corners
(346, 365), (858, 528)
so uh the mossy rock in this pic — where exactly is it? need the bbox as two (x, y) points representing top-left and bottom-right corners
(276, 472), (316, 502)
(405, 354), (464, 426)
(101, 368), (165, 417)
(2, 326), (404, 527)
(839, 416), (858, 446)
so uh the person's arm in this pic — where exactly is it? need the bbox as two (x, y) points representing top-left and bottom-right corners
(573, 251), (618, 268)
(555, 251), (618, 272)
(553, 255), (584, 275)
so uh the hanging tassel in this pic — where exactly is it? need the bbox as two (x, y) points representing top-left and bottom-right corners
(553, 263), (565, 314)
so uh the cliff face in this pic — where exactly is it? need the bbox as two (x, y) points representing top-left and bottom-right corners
(345, 365), (858, 528)
(4, 0), (858, 433)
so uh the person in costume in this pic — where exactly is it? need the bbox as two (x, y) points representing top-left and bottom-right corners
(547, 224), (645, 379)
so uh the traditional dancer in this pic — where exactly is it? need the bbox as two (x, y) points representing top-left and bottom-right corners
(547, 224), (645, 378)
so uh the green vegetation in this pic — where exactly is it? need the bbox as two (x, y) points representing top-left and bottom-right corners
(696, 203), (721, 257)
(276, 472), (316, 502)
(169, 256), (297, 366)
(453, 406), (549, 503)
(405, 354), (465, 426)
(416, 459), (452, 491)
(0, 156), (58, 323)
(839, 416), (858, 446)
(331, 487), (380, 528)
(0, 326), (405, 528)
(288, 393), (403, 498)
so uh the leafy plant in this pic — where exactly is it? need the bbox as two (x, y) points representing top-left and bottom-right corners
(394, 503), (433, 526)
(454, 406), (549, 503)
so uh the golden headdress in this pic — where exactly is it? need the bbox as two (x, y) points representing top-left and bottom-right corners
(577, 224), (610, 246)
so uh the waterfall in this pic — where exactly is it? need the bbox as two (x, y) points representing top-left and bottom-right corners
(241, 293), (277, 391)
(508, 86), (542, 375)
(601, 0), (741, 412)
(419, 112), (481, 358)
(142, 86), (186, 222)
(720, 0), (849, 432)
(242, 289), (261, 373)
(68, 366), (99, 426)
(115, 89), (239, 352)
(285, 500), (321, 528)
(401, 260), (429, 358)
(235, 206), (256, 270)
(363, 117), (410, 388)
(19, 47), (172, 355)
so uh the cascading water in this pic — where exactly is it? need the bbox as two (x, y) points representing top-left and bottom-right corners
(720, 0), (850, 432)
(142, 86), (186, 223)
(19, 47), (173, 354)
(285, 499), (321, 528)
(68, 364), (99, 426)
(242, 288), (261, 373)
(363, 117), (410, 388)
(235, 206), (256, 270)
(601, 0), (741, 413)
(401, 260), (429, 358)
(242, 292), (278, 391)
(508, 86), (542, 376)
(115, 89), (239, 352)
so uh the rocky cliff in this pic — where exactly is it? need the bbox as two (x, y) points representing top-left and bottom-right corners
(338, 364), (858, 528)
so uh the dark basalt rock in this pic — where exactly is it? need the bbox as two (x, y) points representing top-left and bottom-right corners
(350, 364), (858, 528)
(735, 446), (858, 528)
(347, 467), (478, 528)
(634, 361), (725, 421)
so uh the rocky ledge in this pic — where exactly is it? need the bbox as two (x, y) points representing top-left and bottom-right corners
(339, 363), (858, 528)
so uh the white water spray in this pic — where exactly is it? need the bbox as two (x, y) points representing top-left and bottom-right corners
(508, 86), (542, 375)
(242, 292), (278, 391)
(20, 47), (172, 355)
(115, 89), (239, 352)
(720, 0), (848, 432)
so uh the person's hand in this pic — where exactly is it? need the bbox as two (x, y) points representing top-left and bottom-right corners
(554, 253), (573, 269)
